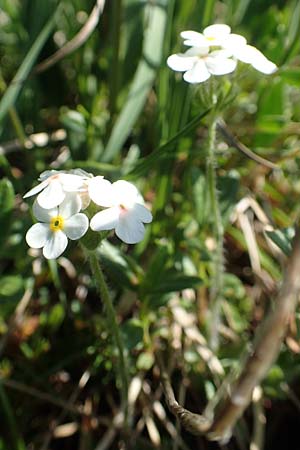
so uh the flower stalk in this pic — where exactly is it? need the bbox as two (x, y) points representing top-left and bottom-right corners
(87, 249), (129, 426)
(206, 111), (224, 351)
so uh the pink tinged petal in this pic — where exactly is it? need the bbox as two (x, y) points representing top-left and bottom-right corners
(33, 200), (58, 222)
(205, 55), (237, 75)
(183, 59), (211, 83)
(90, 207), (120, 231)
(26, 223), (51, 248)
(23, 180), (49, 199)
(37, 179), (65, 209)
(203, 24), (231, 38)
(167, 54), (197, 72)
(38, 170), (61, 181)
(43, 230), (68, 259)
(88, 177), (115, 207)
(116, 213), (146, 244)
(133, 203), (153, 223)
(64, 213), (89, 240)
(58, 192), (81, 219)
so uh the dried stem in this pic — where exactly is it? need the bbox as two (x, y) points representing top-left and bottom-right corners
(159, 229), (300, 441)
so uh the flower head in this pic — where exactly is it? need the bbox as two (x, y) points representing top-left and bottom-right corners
(26, 193), (89, 259)
(23, 169), (92, 209)
(167, 23), (277, 83)
(89, 178), (152, 244)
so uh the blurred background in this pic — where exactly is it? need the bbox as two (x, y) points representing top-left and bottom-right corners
(0, 0), (300, 448)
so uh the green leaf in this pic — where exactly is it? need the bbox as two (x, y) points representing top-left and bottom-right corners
(136, 352), (154, 370)
(0, 276), (23, 298)
(150, 273), (202, 295)
(102, 1), (167, 162)
(0, 178), (14, 215)
(0, 13), (56, 123)
(265, 228), (295, 256)
(122, 319), (143, 351)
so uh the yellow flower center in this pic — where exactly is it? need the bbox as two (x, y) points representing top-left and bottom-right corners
(50, 215), (65, 232)
(206, 36), (216, 41)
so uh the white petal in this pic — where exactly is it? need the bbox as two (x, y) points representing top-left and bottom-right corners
(23, 180), (48, 199)
(183, 59), (211, 83)
(203, 24), (231, 38)
(111, 180), (139, 207)
(59, 173), (85, 191)
(223, 33), (247, 50)
(43, 231), (68, 259)
(167, 53), (197, 72)
(90, 207), (120, 231)
(116, 214), (146, 244)
(33, 200), (57, 222)
(26, 223), (50, 248)
(37, 179), (65, 209)
(58, 192), (81, 219)
(206, 55), (237, 75)
(180, 30), (207, 47)
(185, 46), (209, 57)
(64, 213), (89, 240)
(88, 177), (115, 207)
(234, 44), (277, 74)
(132, 203), (153, 224)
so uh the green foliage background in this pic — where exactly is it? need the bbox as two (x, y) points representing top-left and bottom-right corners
(1, 0), (300, 448)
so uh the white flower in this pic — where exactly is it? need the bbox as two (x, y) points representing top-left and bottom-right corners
(23, 169), (92, 209)
(26, 193), (89, 259)
(89, 178), (152, 244)
(167, 23), (277, 83)
(167, 46), (237, 84)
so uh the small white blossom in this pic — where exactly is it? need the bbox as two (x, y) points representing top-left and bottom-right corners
(23, 169), (92, 209)
(26, 193), (89, 259)
(89, 178), (152, 244)
(167, 23), (277, 83)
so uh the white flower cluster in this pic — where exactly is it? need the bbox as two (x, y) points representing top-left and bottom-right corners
(167, 24), (277, 84)
(24, 170), (153, 259)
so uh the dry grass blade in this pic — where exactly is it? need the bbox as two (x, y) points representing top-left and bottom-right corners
(34, 0), (106, 74)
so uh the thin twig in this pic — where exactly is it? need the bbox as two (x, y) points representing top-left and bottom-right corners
(158, 229), (300, 442)
(217, 119), (278, 170)
(34, 0), (106, 74)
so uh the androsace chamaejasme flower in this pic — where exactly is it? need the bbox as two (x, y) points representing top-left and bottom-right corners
(89, 178), (153, 244)
(167, 23), (277, 83)
(26, 193), (89, 259)
(23, 169), (93, 209)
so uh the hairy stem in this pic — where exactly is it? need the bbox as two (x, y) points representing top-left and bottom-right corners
(206, 114), (224, 351)
(87, 250), (129, 426)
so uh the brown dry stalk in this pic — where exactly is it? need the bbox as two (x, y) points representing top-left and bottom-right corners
(34, 0), (106, 74)
(217, 118), (278, 170)
(159, 228), (300, 441)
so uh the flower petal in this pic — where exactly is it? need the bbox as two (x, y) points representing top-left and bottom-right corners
(33, 200), (58, 222)
(206, 54), (237, 75)
(132, 203), (153, 224)
(88, 177), (115, 207)
(234, 45), (277, 74)
(23, 180), (49, 199)
(59, 173), (86, 191)
(167, 53), (197, 72)
(112, 180), (139, 207)
(64, 213), (89, 240)
(43, 231), (68, 259)
(58, 192), (81, 219)
(180, 30), (207, 47)
(223, 33), (247, 51)
(203, 24), (231, 38)
(37, 179), (65, 209)
(90, 207), (120, 231)
(116, 214), (146, 244)
(26, 223), (50, 248)
(183, 59), (211, 83)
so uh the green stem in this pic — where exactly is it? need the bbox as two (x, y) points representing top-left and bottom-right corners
(87, 250), (129, 425)
(206, 113), (224, 351)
